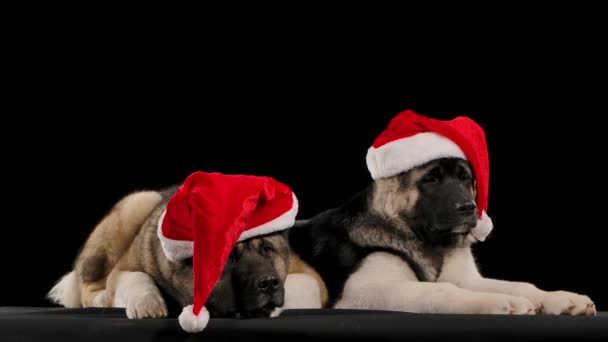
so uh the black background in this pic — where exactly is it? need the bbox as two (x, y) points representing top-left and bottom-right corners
(3, 6), (606, 311)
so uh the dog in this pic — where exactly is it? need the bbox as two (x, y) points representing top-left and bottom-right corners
(48, 185), (304, 319)
(288, 157), (596, 315)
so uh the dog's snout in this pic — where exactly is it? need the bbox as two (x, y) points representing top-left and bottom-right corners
(456, 202), (476, 217)
(256, 275), (280, 293)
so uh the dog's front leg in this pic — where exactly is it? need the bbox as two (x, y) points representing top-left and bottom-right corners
(80, 278), (108, 308)
(271, 273), (323, 317)
(439, 247), (596, 315)
(107, 270), (168, 319)
(334, 252), (535, 314)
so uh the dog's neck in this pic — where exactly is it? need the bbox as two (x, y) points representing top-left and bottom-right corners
(348, 180), (473, 281)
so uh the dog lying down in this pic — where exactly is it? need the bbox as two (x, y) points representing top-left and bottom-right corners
(288, 110), (595, 316)
(48, 185), (328, 321)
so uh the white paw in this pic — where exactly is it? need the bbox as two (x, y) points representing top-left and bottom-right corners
(270, 307), (284, 318)
(474, 294), (536, 315)
(532, 291), (596, 316)
(92, 290), (107, 307)
(126, 291), (168, 319)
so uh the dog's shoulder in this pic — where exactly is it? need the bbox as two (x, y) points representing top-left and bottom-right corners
(289, 186), (371, 253)
(288, 187), (379, 303)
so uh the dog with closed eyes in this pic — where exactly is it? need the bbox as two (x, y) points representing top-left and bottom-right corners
(287, 110), (596, 315)
(48, 172), (327, 333)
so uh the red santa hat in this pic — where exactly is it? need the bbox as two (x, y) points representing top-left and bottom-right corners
(156, 171), (298, 333)
(366, 109), (493, 242)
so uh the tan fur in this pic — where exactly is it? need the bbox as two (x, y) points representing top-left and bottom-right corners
(75, 191), (162, 280)
(80, 279), (107, 307)
(288, 254), (329, 307)
(103, 204), (193, 308)
(74, 191), (162, 307)
(371, 166), (427, 218)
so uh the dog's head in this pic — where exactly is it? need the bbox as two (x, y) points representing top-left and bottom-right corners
(373, 157), (478, 246)
(200, 231), (290, 318)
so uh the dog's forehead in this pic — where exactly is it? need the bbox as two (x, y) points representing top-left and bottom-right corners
(413, 162), (437, 174)
(409, 160), (441, 180)
(417, 158), (471, 172)
(454, 159), (473, 173)
(263, 233), (288, 248)
(239, 233), (287, 249)
(245, 237), (264, 249)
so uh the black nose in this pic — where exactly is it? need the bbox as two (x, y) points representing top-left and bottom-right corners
(457, 202), (476, 217)
(256, 276), (280, 294)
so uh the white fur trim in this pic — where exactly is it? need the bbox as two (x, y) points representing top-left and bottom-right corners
(157, 210), (194, 262)
(158, 194), (298, 260)
(366, 132), (466, 179)
(469, 211), (493, 242)
(178, 305), (209, 333)
(238, 194), (299, 241)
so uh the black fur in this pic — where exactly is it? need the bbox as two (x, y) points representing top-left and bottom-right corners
(289, 190), (371, 304)
(77, 254), (108, 283)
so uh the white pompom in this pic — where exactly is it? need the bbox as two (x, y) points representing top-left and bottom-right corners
(178, 305), (209, 333)
(470, 211), (493, 242)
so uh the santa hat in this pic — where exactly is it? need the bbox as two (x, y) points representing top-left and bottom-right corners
(157, 171), (298, 333)
(366, 109), (493, 242)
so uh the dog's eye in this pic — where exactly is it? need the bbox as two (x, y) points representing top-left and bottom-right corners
(183, 257), (193, 266)
(459, 172), (472, 181)
(421, 174), (439, 184)
(261, 244), (274, 255)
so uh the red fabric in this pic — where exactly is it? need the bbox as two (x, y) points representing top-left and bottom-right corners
(371, 110), (428, 148)
(374, 110), (490, 218)
(161, 171), (295, 316)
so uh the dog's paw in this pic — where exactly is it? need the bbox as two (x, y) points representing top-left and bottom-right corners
(531, 291), (595, 316)
(126, 291), (168, 319)
(92, 290), (107, 307)
(270, 307), (284, 318)
(474, 294), (536, 315)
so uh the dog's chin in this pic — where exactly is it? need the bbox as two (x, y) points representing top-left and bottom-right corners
(427, 223), (471, 235)
(237, 302), (278, 319)
(420, 220), (476, 247)
(209, 300), (278, 319)
(237, 294), (284, 319)
(450, 222), (475, 235)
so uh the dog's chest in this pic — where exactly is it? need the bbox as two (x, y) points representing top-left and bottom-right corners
(420, 248), (445, 281)
(418, 234), (473, 281)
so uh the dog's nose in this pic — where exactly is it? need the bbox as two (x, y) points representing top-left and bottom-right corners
(256, 276), (280, 294)
(456, 202), (476, 217)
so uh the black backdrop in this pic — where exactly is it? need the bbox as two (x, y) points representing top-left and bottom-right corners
(4, 6), (606, 311)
